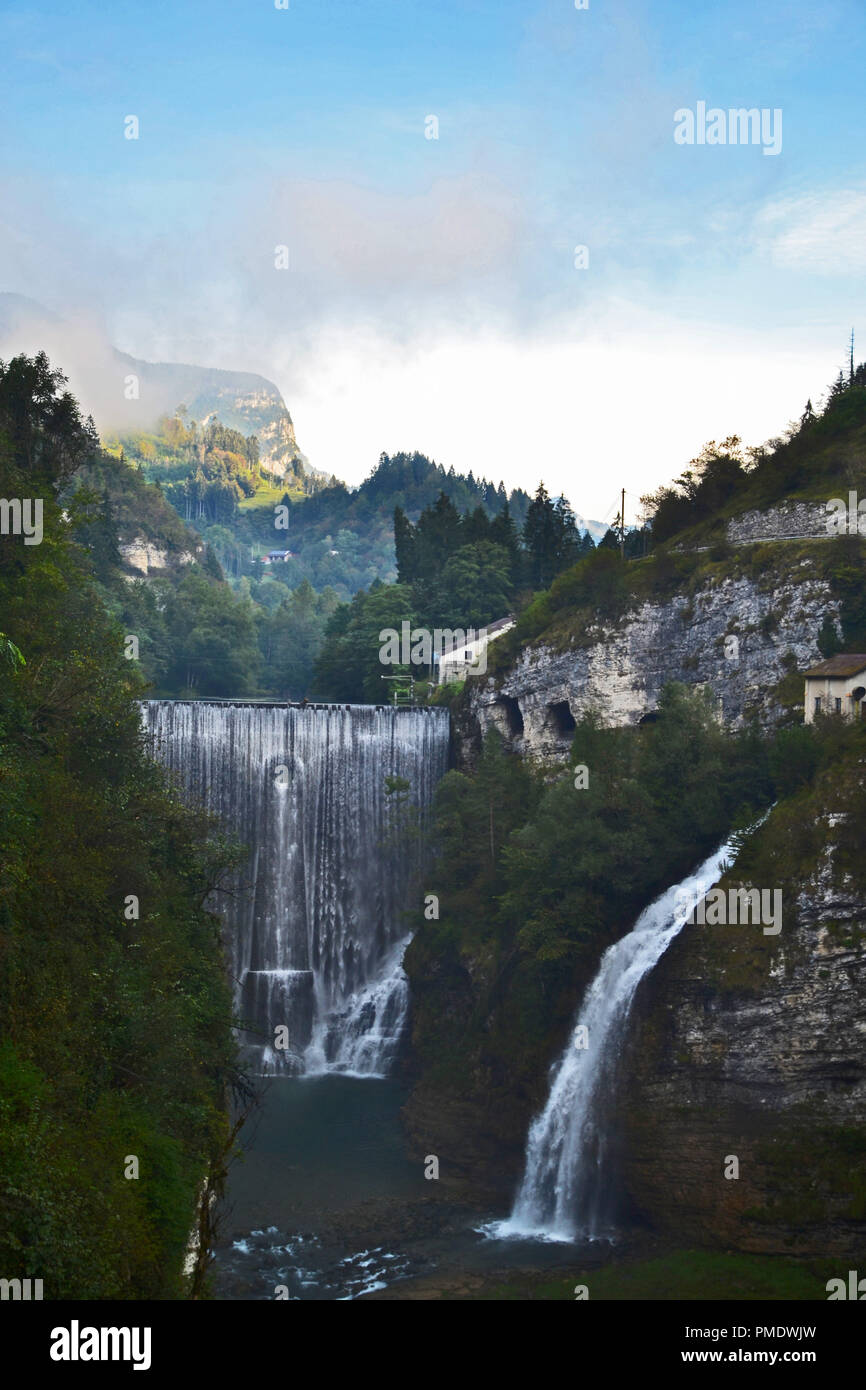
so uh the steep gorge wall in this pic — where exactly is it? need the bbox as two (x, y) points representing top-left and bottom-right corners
(469, 564), (837, 762)
(437, 514), (865, 1255)
(620, 815), (866, 1258)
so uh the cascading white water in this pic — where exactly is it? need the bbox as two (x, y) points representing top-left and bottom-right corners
(490, 836), (739, 1243)
(144, 701), (449, 1078)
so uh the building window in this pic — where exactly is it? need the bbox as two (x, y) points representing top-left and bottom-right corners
(464, 650), (471, 661)
(814, 696), (821, 712)
(835, 697), (842, 713)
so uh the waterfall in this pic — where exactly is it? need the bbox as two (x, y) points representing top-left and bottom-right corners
(143, 701), (449, 1078)
(489, 835), (739, 1242)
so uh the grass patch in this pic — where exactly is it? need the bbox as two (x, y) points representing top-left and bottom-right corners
(476, 1250), (840, 1301)
(239, 484), (304, 511)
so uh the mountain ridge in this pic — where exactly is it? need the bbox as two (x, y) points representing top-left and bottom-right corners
(0, 293), (308, 478)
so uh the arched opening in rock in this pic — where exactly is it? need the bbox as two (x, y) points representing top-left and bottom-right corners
(548, 700), (576, 737)
(496, 695), (524, 738)
(638, 710), (659, 725)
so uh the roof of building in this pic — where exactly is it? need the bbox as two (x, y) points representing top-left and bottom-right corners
(803, 654), (866, 678)
(437, 615), (514, 658)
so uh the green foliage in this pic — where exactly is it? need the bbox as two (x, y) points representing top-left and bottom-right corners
(51, 434), (269, 699)
(510, 547), (634, 654)
(159, 568), (262, 696)
(768, 724), (820, 797)
(548, 546), (629, 620)
(522, 483), (586, 587)
(314, 480), (600, 700)
(117, 414), (266, 527)
(0, 349), (98, 487)
(111, 433), (540, 696)
(514, 591), (554, 642)
(393, 491), (532, 630)
(476, 1250), (840, 1302)
(825, 535), (866, 650)
(257, 578), (340, 699)
(313, 582), (417, 702)
(643, 437), (748, 544)
(130, 438), (533, 602)
(0, 355), (243, 1298)
(395, 490), (462, 583)
(497, 687), (770, 967)
(736, 715), (866, 905)
(435, 540), (513, 628)
(0, 632), (25, 669)
(71, 451), (193, 558)
(641, 361), (866, 545)
(432, 733), (539, 911)
(817, 614), (842, 658)
(406, 688), (776, 1108)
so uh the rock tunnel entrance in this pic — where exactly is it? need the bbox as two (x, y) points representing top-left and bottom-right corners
(548, 700), (576, 737)
(496, 694), (524, 739)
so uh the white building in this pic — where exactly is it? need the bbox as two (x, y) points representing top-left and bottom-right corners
(803, 654), (866, 723)
(435, 616), (515, 684)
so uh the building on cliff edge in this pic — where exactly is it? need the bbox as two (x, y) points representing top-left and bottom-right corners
(803, 654), (866, 723)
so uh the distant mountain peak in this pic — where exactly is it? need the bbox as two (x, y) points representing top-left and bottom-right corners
(0, 292), (307, 478)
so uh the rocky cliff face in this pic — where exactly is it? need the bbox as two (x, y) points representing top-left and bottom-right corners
(0, 295), (308, 479)
(726, 499), (831, 544)
(119, 537), (199, 576)
(620, 807), (866, 1258)
(115, 355), (307, 478)
(411, 507), (865, 1258)
(470, 564), (838, 762)
(232, 388), (303, 477)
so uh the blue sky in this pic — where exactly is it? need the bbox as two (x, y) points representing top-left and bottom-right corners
(2, 0), (865, 515)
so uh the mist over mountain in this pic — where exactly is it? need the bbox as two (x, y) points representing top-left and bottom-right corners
(0, 293), (307, 477)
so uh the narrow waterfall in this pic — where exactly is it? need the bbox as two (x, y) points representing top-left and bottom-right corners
(490, 835), (739, 1242)
(144, 701), (450, 1077)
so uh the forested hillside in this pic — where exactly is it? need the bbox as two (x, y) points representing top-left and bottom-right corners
(120, 415), (537, 601)
(0, 353), (245, 1297)
(313, 483), (597, 701)
(399, 358), (866, 1274)
(0, 351), (584, 710)
(642, 366), (866, 543)
(403, 688), (778, 1183)
(107, 412), (593, 701)
(481, 364), (866, 683)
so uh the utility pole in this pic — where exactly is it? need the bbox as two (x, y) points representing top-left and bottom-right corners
(620, 486), (626, 560)
(850, 327), (856, 384)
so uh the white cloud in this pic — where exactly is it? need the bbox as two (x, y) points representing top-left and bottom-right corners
(282, 307), (832, 517)
(1, 282), (835, 520)
(0, 164), (848, 519)
(753, 188), (866, 274)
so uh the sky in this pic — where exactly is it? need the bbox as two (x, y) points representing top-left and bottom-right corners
(1, 0), (865, 520)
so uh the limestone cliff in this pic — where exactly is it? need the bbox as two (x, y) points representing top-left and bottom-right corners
(409, 503), (866, 1259)
(113, 353), (308, 478)
(118, 537), (200, 577)
(726, 499), (831, 544)
(621, 776), (866, 1258)
(467, 537), (844, 763)
(0, 294), (309, 479)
